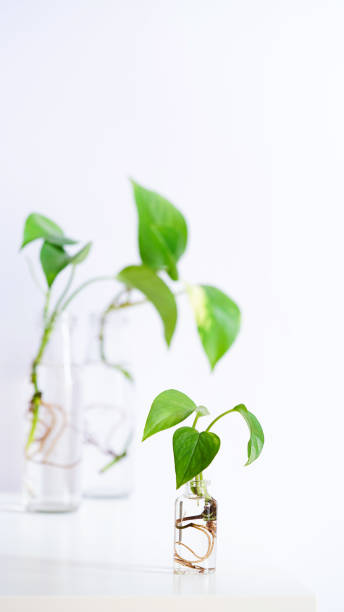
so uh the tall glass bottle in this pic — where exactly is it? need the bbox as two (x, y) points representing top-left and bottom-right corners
(174, 479), (217, 574)
(24, 314), (82, 512)
(80, 312), (134, 498)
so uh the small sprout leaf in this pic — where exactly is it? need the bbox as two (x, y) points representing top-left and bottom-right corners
(196, 405), (210, 416)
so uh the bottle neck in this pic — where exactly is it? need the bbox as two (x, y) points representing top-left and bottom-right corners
(184, 479), (210, 498)
(39, 313), (74, 366)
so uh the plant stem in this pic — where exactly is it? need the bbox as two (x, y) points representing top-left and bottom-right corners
(43, 289), (51, 324)
(195, 471), (202, 486)
(191, 472), (206, 497)
(191, 416), (206, 495)
(99, 450), (127, 473)
(98, 289), (126, 358)
(98, 290), (134, 381)
(98, 286), (186, 381)
(27, 274), (116, 450)
(53, 265), (76, 315)
(192, 413), (200, 429)
(205, 408), (235, 432)
(26, 311), (57, 449)
(196, 471), (212, 500)
(60, 275), (116, 312)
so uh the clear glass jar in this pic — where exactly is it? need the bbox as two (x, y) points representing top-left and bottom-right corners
(24, 315), (82, 513)
(79, 312), (134, 498)
(174, 479), (217, 574)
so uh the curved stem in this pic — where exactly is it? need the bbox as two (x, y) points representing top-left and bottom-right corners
(60, 275), (116, 312)
(25, 257), (45, 295)
(99, 290), (126, 358)
(192, 413), (200, 429)
(98, 286), (186, 381)
(52, 265), (76, 315)
(205, 408), (234, 432)
(98, 290), (134, 381)
(43, 289), (51, 324)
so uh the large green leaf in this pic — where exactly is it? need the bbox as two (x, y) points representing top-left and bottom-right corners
(131, 180), (188, 281)
(40, 241), (92, 287)
(117, 264), (177, 346)
(142, 389), (196, 441)
(231, 404), (264, 465)
(173, 427), (221, 488)
(188, 284), (241, 370)
(21, 213), (76, 248)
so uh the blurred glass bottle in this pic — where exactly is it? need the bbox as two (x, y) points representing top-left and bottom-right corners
(24, 314), (82, 512)
(79, 312), (134, 498)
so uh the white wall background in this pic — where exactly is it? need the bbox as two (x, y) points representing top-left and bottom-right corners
(1, 1), (344, 610)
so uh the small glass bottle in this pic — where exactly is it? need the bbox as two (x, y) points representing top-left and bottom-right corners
(174, 479), (217, 574)
(24, 314), (82, 512)
(79, 312), (134, 498)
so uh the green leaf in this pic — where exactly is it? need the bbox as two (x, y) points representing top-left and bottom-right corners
(196, 405), (210, 416)
(142, 389), (196, 441)
(231, 404), (264, 465)
(117, 264), (177, 345)
(21, 213), (76, 248)
(188, 284), (241, 370)
(40, 243), (70, 287)
(173, 427), (221, 488)
(131, 179), (188, 281)
(40, 241), (92, 287)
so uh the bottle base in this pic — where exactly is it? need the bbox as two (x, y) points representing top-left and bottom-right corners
(83, 489), (131, 500)
(25, 500), (80, 513)
(174, 566), (216, 575)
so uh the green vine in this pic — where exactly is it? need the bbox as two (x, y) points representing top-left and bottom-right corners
(21, 179), (244, 473)
(25, 269), (115, 452)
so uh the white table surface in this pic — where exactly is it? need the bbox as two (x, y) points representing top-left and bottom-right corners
(0, 494), (316, 611)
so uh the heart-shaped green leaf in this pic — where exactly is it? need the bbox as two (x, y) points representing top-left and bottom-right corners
(40, 243), (70, 287)
(231, 404), (264, 465)
(173, 427), (221, 488)
(131, 180), (188, 281)
(40, 241), (92, 287)
(117, 265), (177, 346)
(21, 213), (77, 248)
(142, 389), (196, 441)
(188, 284), (241, 370)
